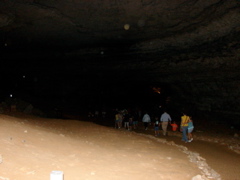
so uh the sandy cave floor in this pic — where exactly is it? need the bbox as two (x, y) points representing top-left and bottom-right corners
(0, 112), (240, 180)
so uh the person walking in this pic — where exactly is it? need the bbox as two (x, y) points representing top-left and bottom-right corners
(181, 113), (190, 143)
(153, 117), (160, 136)
(123, 113), (130, 130)
(128, 115), (133, 131)
(188, 117), (194, 142)
(118, 111), (123, 129)
(142, 112), (151, 130)
(114, 111), (120, 129)
(160, 111), (172, 136)
(170, 121), (179, 132)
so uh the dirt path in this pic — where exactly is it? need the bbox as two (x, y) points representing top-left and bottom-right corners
(1, 114), (204, 180)
(167, 135), (240, 180)
(94, 117), (240, 180)
(1, 113), (239, 180)
(133, 128), (240, 180)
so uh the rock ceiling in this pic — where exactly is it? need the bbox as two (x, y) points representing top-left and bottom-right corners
(1, 0), (239, 53)
(1, 0), (240, 121)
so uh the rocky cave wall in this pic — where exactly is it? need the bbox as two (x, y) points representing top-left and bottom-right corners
(86, 37), (240, 123)
(1, 0), (240, 123)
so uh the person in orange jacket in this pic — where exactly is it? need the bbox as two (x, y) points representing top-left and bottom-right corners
(170, 121), (178, 132)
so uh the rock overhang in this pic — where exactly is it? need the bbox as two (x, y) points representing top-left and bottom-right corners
(0, 0), (240, 121)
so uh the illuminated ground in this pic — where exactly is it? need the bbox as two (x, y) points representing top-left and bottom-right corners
(0, 112), (239, 180)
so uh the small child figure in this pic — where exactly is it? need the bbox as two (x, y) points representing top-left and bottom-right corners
(170, 121), (178, 132)
(154, 117), (160, 136)
(188, 117), (194, 142)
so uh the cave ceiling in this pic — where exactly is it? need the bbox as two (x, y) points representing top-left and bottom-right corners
(1, 0), (239, 57)
(1, 0), (240, 118)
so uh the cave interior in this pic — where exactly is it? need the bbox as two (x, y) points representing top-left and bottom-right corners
(1, 0), (240, 126)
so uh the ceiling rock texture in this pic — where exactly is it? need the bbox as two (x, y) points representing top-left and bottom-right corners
(1, 0), (240, 122)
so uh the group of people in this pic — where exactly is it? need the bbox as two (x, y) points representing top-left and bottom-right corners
(142, 111), (194, 143)
(114, 109), (139, 130)
(88, 110), (107, 119)
(180, 113), (194, 143)
(114, 108), (194, 143)
(142, 111), (175, 135)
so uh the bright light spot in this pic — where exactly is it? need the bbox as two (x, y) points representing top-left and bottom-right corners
(124, 24), (130, 30)
(23, 75), (25, 78)
(10, 94), (13, 98)
(4, 43), (7, 46)
(100, 51), (104, 55)
(153, 87), (161, 94)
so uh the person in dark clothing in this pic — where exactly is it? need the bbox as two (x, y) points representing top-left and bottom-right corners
(154, 117), (160, 136)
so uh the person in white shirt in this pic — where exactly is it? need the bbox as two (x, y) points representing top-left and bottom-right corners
(160, 111), (172, 136)
(142, 112), (151, 130)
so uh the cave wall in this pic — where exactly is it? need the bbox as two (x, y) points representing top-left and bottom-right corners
(1, 0), (240, 122)
(86, 40), (240, 122)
